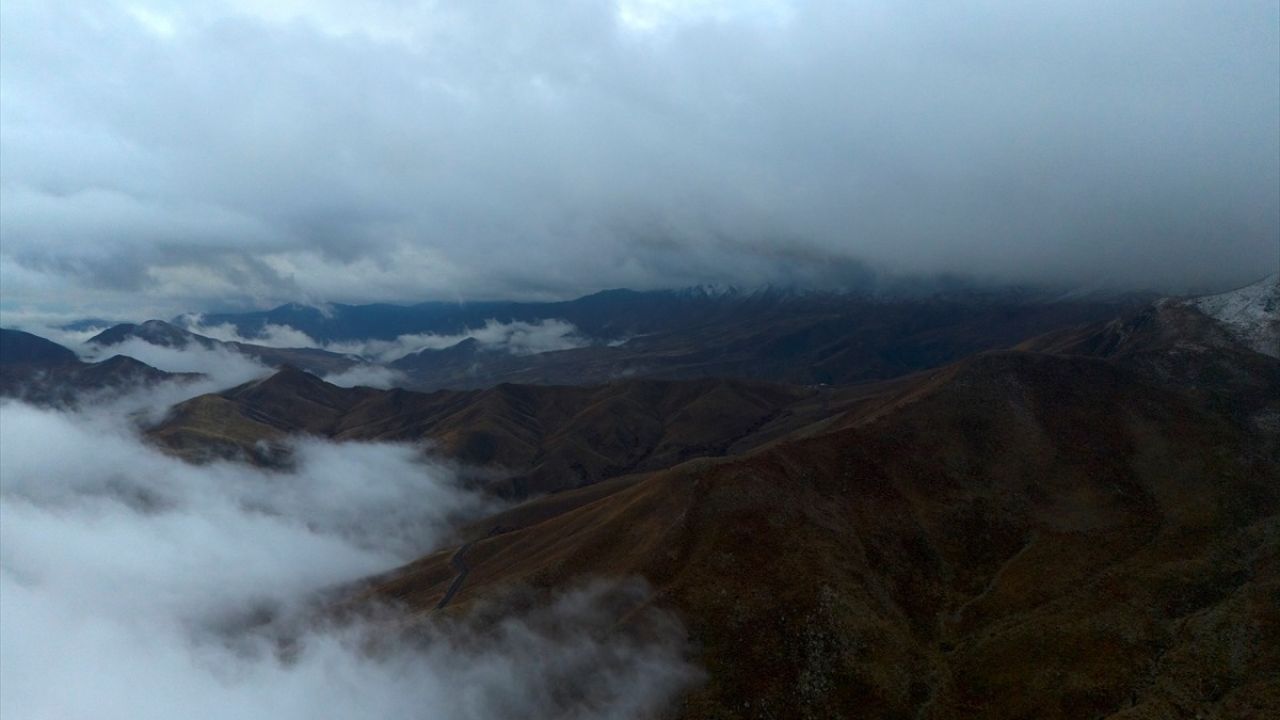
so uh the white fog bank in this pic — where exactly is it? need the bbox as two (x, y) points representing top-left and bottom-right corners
(0, 399), (697, 719)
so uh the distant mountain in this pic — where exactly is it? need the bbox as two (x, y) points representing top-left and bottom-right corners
(187, 285), (1141, 345)
(90, 319), (210, 349)
(148, 287), (1150, 392)
(178, 288), (776, 347)
(386, 291), (1134, 390)
(88, 320), (360, 375)
(58, 318), (117, 332)
(0, 328), (81, 366)
(0, 328), (188, 406)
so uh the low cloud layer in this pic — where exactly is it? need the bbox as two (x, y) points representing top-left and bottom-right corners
(180, 315), (323, 349)
(2, 0), (1276, 318)
(331, 319), (590, 362)
(156, 319), (413, 387)
(320, 363), (407, 390)
(81, 336), (274, 389)
(0, 396), (697, 719)
(2, 315), (587, 396)
(176, 314), (589, 362)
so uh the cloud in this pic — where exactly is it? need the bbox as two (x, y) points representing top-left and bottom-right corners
(321, 363), (407, 389)
(0, 397), (698, 719)
(176, 313), (590, 362)
(177, 314), (324, 349)
(64, 314), (410, 391)
(0, 0), (1274, 318)
(330, 319), (591, 362)
(173, 313), (592, 364)
(30, 335), (284, 422)
(81, 336), (272, 389)
(0, 308), (128, 348)
(468, 319), (591, 355)
(0, 319), (279, 418)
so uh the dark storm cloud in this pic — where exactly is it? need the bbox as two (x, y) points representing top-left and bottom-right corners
(1, 0), (1276, 315)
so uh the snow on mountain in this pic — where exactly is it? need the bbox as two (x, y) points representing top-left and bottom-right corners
(1189, 274), (1279, 358)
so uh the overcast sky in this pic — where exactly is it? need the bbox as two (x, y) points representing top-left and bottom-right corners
(1, 0), (1277, 317)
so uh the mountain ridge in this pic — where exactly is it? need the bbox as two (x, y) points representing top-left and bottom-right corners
(88, 319), (360, 376)
(0, 328), (192, 406)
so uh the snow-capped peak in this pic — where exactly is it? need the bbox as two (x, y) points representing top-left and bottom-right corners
(1188, 274), (1279, 358)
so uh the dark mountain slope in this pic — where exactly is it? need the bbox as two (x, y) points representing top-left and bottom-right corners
(0, 328), (81, 366)
(362, 347), (1279, 720)
(149, 366), (384, 464)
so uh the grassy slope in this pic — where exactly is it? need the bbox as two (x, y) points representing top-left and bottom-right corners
(360, 350), (1280, 720)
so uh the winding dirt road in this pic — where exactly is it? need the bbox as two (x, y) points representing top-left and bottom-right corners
(434, 542), (474, 609)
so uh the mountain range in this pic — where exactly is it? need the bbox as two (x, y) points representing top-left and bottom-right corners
(79, 285), (1144, 391)
(2, 277), (1277, 718)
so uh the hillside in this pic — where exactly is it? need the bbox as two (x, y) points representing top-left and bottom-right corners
(359, 344), (1279, 719)
(147, 368), (878, 495)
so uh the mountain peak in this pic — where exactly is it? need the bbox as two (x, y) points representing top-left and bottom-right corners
(214, 363), (371, 431)
(257, 363), (323, 387)
(89, 319), (208, 349)
(222, 364), (344, 406)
